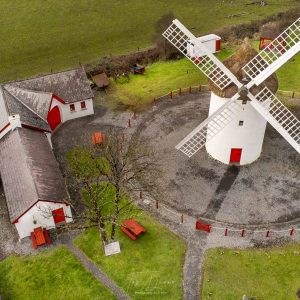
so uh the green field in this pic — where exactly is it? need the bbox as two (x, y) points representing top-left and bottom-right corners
(0, 246), (115, 300)
(75, 213), (186, 300)
(0, 0), (298, 82)
(202, 244), (300, 299)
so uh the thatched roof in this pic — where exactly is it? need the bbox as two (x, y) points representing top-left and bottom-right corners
(209, 39), (278, 98)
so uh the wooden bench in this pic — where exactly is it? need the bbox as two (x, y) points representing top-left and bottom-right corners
(30, 227), (52, 249)
(120, 219), (146, 240)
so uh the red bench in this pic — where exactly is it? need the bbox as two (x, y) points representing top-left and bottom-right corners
(30, 227), (51, 249)
(120, 219), (146, 240)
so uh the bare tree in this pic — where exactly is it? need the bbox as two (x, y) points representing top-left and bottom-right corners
(64, 129), (161, 246)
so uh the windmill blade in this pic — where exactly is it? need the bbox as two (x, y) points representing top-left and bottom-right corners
(243, 18), (300, 88)
(163, 19), (242, 90)
(248, 87), (300, 153)
(176, 94), (242, 157)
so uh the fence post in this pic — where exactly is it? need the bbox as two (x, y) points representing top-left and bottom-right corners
(225, 228), (228, 236)
(266, 230), (270, 238)
(139, 191), (143, 199)
(153, 98), (157, 107)
(292, 91), (295, 98)
(156, 200), (159, 209)
(189, 86), (192, 93)
(241, 229), (245, 237)
(290, 227), (294, 236)
(180, 214), (183, 224)
(199, 85), (202, 92)
(179, 88), (182, 96)
(170, 91), (173, 99)
(128, 119), (131, 128)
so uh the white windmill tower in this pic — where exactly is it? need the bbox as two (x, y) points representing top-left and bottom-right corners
(162, 18), (300, 165)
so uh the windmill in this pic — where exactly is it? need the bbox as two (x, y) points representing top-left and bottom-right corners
(162, 18), (300, 165)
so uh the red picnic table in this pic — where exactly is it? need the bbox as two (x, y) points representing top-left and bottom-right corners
(120, 219), (146, 240)
(30, 227), (51, 249)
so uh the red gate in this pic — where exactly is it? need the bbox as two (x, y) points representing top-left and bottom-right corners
(47, 105), (61, 130)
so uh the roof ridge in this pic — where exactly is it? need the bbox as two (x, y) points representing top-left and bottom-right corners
(4, 84), (53, 96)
(2, 86), (49, 123)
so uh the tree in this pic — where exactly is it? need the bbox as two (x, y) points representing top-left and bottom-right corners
(65, 129), (161, 247)
(152, 12), (179, 60)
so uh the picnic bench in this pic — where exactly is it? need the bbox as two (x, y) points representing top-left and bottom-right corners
(120, 219), (146, 240)
(30, 227), (51, 249)
(92, 132), (105, 145)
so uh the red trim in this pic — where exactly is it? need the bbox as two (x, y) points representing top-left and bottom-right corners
(21, 123), (51, 133)
(12, 199), (69, 224)
(52, 94), (65, 104)
(0, 123), (10, 133)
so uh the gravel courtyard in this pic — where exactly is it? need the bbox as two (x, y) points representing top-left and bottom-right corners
(53, 91), (300, 226)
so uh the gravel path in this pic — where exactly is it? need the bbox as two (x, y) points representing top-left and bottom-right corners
(66, 239), (130, 300)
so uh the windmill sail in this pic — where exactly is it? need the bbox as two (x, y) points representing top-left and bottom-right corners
(243, 18), (300, 87)
(176, 96), (242, 157)
(248, 87), (300, 153)
(163, 19), (242, 90)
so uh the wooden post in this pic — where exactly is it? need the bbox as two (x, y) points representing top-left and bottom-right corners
(156, 200), (159, 209)
(225, 228), (228, 236)
(133, 112), (137, 120)
(180, 214), (183, 224)
(290, 227), (294, 236)
(189, 86), (192, 93)
(153, 98), (157, 107)
(292, 91), (295, 98)
(128, 119), (131, 128)
(179, 88), (182, 96)
(266, 230), (270, 238)
(199, 85), (202, 92)
(170, 91), (173, 99)
(139, 191), (143, 199)
(241, 229), (245, 237)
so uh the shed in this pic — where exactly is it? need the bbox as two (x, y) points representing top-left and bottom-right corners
(0, 128), (73, 239)
(91, 73), (110, 88)
(187, 34), (221, 58)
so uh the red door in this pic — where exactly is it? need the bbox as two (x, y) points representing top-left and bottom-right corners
(230, 148), (242, 163)
(47, 106), (61, 130)
(216, 39), (221, 51)
(52, 208), (65, 224)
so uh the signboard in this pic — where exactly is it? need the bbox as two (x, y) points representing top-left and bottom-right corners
(104, 241), (121, 256)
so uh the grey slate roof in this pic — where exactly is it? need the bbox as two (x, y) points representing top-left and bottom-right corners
(4, 85), (52, 120)
(0, 128), (69, 222)
(7, 68), (93, 103)
(2, 88), (50, 132)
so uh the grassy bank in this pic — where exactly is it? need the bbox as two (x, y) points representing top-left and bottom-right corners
(0, 0), (297, 82)
(202, 244), (300, 299)
(0, 246), (115, 300)
(75, 213), (186, 299)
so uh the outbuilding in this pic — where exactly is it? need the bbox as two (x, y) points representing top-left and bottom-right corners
(0, 128), (72, 239)
(187, 34), (221, 58)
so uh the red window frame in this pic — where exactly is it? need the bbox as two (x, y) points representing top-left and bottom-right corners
(80, 101), (86, 110)
(70, 104), (75, 112)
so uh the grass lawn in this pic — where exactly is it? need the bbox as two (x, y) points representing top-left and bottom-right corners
(0, 246), (116, 300)
(74, 213), (186, 299)
(0, 0), (298, 82)
(103, 46), (234, 110)
(202, 244), (300, 299)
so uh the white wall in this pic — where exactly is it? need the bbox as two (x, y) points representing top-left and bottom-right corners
(50, 98), (94, 123)
(14, 201), (73, 239)
(205, 92), (268, 165)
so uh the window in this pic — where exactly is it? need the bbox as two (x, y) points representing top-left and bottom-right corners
(70, 104), (75, 112)
(239, 121), (244, 126)
(80, 101), (86, 110)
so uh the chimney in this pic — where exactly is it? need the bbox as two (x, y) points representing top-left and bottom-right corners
(8, 114), (22, 130)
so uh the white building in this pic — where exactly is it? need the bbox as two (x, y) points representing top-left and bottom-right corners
(0, 68), (94, 239)
(187, 34), (221, 58)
